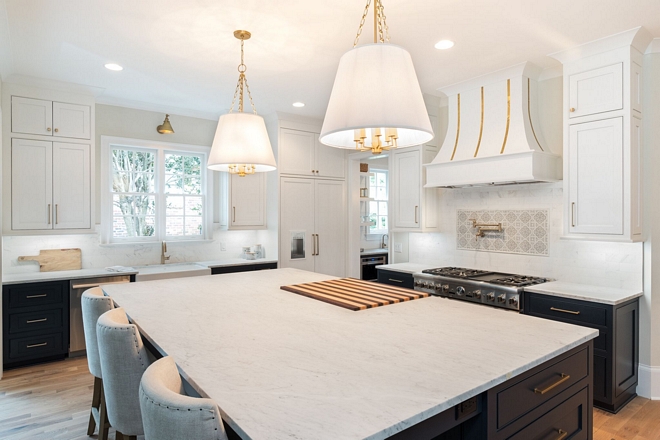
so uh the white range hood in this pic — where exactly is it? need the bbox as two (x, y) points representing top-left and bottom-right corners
(425, 62), (561, 188)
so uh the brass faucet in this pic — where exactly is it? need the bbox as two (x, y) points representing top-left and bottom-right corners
(161, 241), (170, 264)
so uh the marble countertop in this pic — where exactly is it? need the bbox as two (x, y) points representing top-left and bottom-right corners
(376, 262), (436, 274)
(360, 248), (389, 256)
(2, 268), (140, 285)
(524, 281), (643, 305)
(103, 268), (597, 440)
(196, 258), (278, 269)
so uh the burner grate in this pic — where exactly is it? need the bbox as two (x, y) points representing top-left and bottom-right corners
(488, 276), (547, 287)
(422, 267), (492, 278)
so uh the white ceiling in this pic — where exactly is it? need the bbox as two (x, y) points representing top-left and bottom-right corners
(1, 0), (659, 120)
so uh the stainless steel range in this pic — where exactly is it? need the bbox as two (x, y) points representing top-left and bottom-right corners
(413, 267), (549, 311)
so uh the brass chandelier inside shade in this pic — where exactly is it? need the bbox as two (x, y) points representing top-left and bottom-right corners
(157, 114), (174, 134)
(207, 30), (276, 176)
(319, 0), (434, 155)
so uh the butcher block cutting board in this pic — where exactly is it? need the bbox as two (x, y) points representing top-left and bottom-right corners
(18, 248), (82, 272)
(280, 278), (429, 311)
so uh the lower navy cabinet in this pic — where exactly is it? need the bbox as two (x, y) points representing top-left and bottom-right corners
(211, 262), (278, 275)
(3, 280), (70, 369)
(523, 292), (639, 413)
(376, 269), (414, 289)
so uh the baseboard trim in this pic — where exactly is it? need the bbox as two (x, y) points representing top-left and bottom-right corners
(638, 364), (660, 399)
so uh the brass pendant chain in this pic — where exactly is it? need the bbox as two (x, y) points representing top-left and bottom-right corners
(229, 39), (258, 114)
(353, 0), (390, 47)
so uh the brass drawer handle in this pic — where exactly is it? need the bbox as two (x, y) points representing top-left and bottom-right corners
(534, 373), (571, 395)
(388, 278), (403, 283)
(26, 294), (48, 299)
(550, 307), (580, 315)
(27, 342), (48, 348)
(556, 429), (568, 440)
(26, 318), (47, 324)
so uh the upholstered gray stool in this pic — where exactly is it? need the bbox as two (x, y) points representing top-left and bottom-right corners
(139, 356), (227, 440)
(97, 307), (152, 440)
(81, 287), (114, 440)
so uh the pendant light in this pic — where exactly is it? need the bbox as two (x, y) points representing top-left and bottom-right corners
(157, 114), (174, 134)
(207, 30), (276, 176)
(320, 0), (433, 155)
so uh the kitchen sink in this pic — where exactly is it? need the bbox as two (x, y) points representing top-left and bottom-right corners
(134, 263), (212, 282)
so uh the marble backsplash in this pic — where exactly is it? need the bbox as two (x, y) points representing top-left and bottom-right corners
(457, 209), (549, 256)
(3, 226), (277, 275)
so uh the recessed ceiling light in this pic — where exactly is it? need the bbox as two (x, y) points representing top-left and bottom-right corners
(104, 63), (123, 71)
(434, 40), (455, 50)
(292, 102), (305, 108)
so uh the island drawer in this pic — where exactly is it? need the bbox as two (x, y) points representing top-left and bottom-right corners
(525, 293), (607, 327)
(5, 281), (67, 310)
(507, 387), (589, 440)
(496, 346), (589, 429)
(211, 262), (278, 275)
(7, 332), (65, 360)
(377, 270), (414, 289)
(8, 308), (64, 335)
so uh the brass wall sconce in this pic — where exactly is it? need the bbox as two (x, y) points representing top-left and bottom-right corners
(157, 114), (174, 134)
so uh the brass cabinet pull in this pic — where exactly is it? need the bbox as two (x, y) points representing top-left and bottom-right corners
(415, 206), (419, 224)
(570, 107), (576, 112)
(312, 234), (317, 256)
(26, 294), (47, 299)
(556, 429), (568, 440)
(55, 204), (58, 224)
(571, 202), (575, 227)
(534, 373), (571, 394)
(232, 207), (236, 223)
(550, 307), (581, 315)
(47, 127), (52, 132)
(27, 318), (47, 324)
(316, 234), (320, 255)
(54, 128), (59, 133)
(388, 278), (403, 283)
(48, 204), (51, 225)
(27, 342), (48, 348)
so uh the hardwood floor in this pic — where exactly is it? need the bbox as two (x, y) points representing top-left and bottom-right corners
(1, 357), (659, 440)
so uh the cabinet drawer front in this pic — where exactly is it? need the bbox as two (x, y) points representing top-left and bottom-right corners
(569, 63), (623, 118)
(6, 283), (65, 309)
(526, 294), (607, 327)
(508, 387), (589, 440)
(8, 333), (65, 360)
(8, 308), (64, 334)
(377, 270), (413, 289)
(497, 347), (589, 429)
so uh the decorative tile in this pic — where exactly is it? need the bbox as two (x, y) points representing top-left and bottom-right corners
(456, 209), (549, 256)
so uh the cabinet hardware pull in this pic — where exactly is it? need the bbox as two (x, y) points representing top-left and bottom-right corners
(311, 234), (316, 256)
(54, 128), (59, 133)
(55, 204), (58, 224)
(27, 342), (48, 348)
(27, 318), (47, 324)
(388, 278), (403, 283)
(316, 234), (320, 255)
(550, 307), (581, 315)
(556, 429), (568, 440)
(570, 107), (576, 112)
(72, 280), (130, 289)
(534, 373), (571, 394)
(232, 207), (236, 223)
(415, 206), (419, 224)
(48, 204), (51, 225)
(26, 294), (47, 299)
(571, 202), (575, 227)
(47, 127), (52, 132)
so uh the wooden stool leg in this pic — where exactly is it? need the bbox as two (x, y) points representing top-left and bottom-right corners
(87, 377), (102, 435)
(115, 431), (124, 440)
(99, 382), (110, 440)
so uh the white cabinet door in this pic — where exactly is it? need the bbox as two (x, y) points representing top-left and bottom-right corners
(53, 102), (91, 139)
(315, 139), (345, 179)
(12, 139), (53, 230)
(569, 63), (623, 119)
(392, 149), (421, 229)
(52, 143), (91, 229)
(279, 129), (315, 176)
(314, 180), (346, 277)
(11, 97), (53, 136)
(230, 173), (265, 227)
(279, 178), (315, 272)
(568, 118), (623, 235)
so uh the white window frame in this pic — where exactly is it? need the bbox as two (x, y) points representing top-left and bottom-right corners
(368, 169), (389, 236)
(101, 136), (213, 244)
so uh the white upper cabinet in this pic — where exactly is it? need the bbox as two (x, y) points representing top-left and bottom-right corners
(11, 139), (53, 230)
(279, 128), (345, 179)
(229, 172), (266, 228)
(11, 96), (90, 139)
(52, 102), (91, 139)
(52, 143), (91, 229)
(568, 63), (623, 119)
(568, 118), (623, 235)
(12, 97), (53, 136)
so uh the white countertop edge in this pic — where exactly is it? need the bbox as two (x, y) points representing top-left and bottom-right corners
(524, 281), (643, 305)
(2, 268), (140, 285)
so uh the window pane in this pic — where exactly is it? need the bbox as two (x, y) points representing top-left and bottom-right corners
(112, 150), (155, 173)
(369, 174), (376, 185)
(377, 173), (386, 186)
(165, 154), (184, 174)
(376, 187), (386, 200)
(369, 201), (378, 215)
(166, 217), (184, 236)
(113, 195), (155, 216)
(166, 196), (184, 216)
(113, 215), (155, 237)
(184, 156), (202, 175)
(183, 177), (201, 195)
(165, 175), (183, 194)
(379, 216), (388, 229)
(185, 197), (203, 216)
(379, 201), (388, 215)
(185, 216), (203, 236)
(112, 172), (155, 193)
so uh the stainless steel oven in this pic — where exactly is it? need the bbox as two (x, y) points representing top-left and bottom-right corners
(360, 255), (387, 281)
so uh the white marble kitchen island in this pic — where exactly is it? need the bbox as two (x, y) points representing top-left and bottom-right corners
(103, 268), (598, 440)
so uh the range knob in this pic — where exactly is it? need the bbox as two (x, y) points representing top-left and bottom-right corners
(455, 286), (465, 296)
(441, 284), (449, 292)
(497, 294), (507, 303)
(509, 295), (519, 306)
(473, 289), (482, 299)
(422, 282), (429, 288)
(434, 284), (443, 291)
(486, 292), (495, 301)
(414, 280), (421, 287)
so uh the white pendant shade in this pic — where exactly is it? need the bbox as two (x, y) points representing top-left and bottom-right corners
(320, 43), (434, 149)
(207, 113), (276, 172)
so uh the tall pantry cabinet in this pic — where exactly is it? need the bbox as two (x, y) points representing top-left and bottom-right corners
(270, 114), (347, 277)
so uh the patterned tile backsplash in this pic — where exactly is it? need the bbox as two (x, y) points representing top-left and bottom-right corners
(457, 210), (549, 256)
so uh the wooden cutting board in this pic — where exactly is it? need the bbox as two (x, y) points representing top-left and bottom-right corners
(281, 278), (429, 311)
(18, 248), (82, 272)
